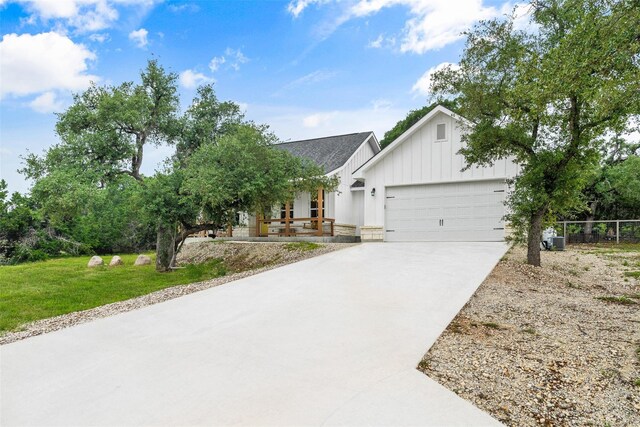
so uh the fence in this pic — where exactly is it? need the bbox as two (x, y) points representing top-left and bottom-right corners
(556, 220), (640, 244)
(256, 217), (335, 237)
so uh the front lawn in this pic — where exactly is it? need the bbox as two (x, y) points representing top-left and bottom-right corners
(0, 253), (225, 334)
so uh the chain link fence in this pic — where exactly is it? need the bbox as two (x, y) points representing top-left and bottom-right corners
(555, 220), (640, 244)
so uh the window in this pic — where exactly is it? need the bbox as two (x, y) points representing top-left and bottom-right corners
(280, 202), (294, 223)
(436, 123), (446, 141)
(310, 191), (325, 218)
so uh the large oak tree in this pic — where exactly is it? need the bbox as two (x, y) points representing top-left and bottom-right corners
(430, 0), (640, 266)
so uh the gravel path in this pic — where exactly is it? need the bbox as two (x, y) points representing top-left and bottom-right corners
(419, 245), (640, 426)
(0, 242), (355, 346)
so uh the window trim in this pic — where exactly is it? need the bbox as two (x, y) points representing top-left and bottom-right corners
(435, 123), (447, 142)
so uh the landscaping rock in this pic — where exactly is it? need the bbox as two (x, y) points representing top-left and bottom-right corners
(87, 256), (104, 267)
(419, 245), (640, 427)
(109, 256), (124, 267)
(134, 255), (152, 266)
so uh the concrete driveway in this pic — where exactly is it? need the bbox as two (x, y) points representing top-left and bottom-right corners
(1, 242), (507, 426)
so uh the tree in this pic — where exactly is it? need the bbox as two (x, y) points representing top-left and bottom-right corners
(24, 60), (337, 271)
(430, 0), (640, 266)
(379, 99), (459, 149)
(580, 135), (640, 228)
(149, 123), (337, 271)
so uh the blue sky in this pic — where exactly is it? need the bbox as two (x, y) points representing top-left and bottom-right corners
(0, 0), (524, 194)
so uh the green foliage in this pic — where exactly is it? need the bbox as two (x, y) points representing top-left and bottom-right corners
(285, 241), (321, 251)
(430, 0), (640, 264)
(182, 124), (338, 224)
(0, 253), (226, 333)
(596, 156), (640, 219)
(15, 59), (340, 270)
(379, 99), (459, 149)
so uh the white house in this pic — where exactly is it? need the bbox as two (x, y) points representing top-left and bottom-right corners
(353, 105), (519, 242)
(230, 105), (518, 242)
(235, 132), (380, 238)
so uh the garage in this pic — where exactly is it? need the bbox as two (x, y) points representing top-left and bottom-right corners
(352, 105), (519, 242)
(384, 180), (506, 242)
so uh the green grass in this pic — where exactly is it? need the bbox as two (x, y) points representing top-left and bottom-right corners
(582, 243), (640, 255)
(623, 271), (640, 278)
(481, 321), (503, 330)
(596, 296), (638, 305)
(285, 241), (321, 251)
(0, 253), (226, 334)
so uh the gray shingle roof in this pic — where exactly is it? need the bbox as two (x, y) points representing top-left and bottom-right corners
(274, 132), (376, 174)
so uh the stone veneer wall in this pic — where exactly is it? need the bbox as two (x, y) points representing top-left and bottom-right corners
(333, 223), (356, 237)
(360, 226), (384, 242)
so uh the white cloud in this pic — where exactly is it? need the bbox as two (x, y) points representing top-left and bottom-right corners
(0, 32), (98, 99)
(28, 91), (64, 113)
(303, 112), (337, 128)
(412, 62), (459, 97)
(208, 48), (249, 73)
(179, 69), (213, 89)
(248, 103), (408, 142)
(368, 34), (383, 48)
(209, 56), (225, 72)
(88, 32), (109, 42)
(4, 1), (160, 33)
(225, 47), (249, 70)
(128, 28), (148, 48)
(168, 3), (199, 13)
(371, 98), (392, 110)
(289, 0), (519, 53)
(287, 0), (329, 18)
(282, 70), (336, 91)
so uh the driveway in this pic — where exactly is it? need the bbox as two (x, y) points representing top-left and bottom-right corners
(1, 242), (507, 426)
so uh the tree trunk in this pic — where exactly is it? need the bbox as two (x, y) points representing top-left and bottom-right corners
(527, 208), (546, 267)
(156, 222), (175, 272)
(584, 200), (598, 235)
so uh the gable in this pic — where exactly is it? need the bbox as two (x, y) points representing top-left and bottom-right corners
(353, 105), (465, 178)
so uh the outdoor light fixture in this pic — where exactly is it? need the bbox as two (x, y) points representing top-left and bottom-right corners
(370, 188), (376, 197)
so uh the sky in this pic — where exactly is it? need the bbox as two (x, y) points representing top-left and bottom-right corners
(0, 0), (527, 194)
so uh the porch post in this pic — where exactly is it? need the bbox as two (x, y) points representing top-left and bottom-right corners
(317, 187), (323, 237)
(284, 201), (291, 236)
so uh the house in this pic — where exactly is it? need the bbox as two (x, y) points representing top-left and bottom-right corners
(229, 105), (518, 242)
(353, 105), (519, 242)
(233, 131), (380, 238)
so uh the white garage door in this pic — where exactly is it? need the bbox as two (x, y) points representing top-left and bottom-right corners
(385, 180), (506, 242)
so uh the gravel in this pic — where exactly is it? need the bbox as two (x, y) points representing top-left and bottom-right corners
(0, 242), (355, 346)
(418, 245), (640, 426)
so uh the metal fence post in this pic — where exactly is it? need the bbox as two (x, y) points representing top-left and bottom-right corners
(616, 220), (620, 244)
(563, 221), (567, 239)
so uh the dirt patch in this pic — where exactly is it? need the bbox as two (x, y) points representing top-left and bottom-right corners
(419, 245), (640, 426)
(176, 241), (338, 272)
(1, 242), (355, 345)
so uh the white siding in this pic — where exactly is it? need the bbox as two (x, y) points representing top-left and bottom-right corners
(332, 137), (376, 227)
(362, 112), (519, 228)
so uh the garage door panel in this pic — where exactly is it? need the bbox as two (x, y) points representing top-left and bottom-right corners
(385, 181), (506, 242)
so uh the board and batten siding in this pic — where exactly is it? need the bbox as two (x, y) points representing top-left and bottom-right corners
(331, 136), (376, 234)
(362, 112), (519, 226)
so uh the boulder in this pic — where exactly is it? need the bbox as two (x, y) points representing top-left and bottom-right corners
(109, 256), (124, 267)
(134, 254), (152, 266)
(87, 256), (104, 267)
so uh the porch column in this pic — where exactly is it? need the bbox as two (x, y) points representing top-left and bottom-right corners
(317, 187), (323, 237)
(284, 201), (291, 236)
(256, 212), (261, 237)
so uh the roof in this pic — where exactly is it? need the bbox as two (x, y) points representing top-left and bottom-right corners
(353, 105), (465, 178)
(350, 181), (364, 188)
(274, 132), (379, 174)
